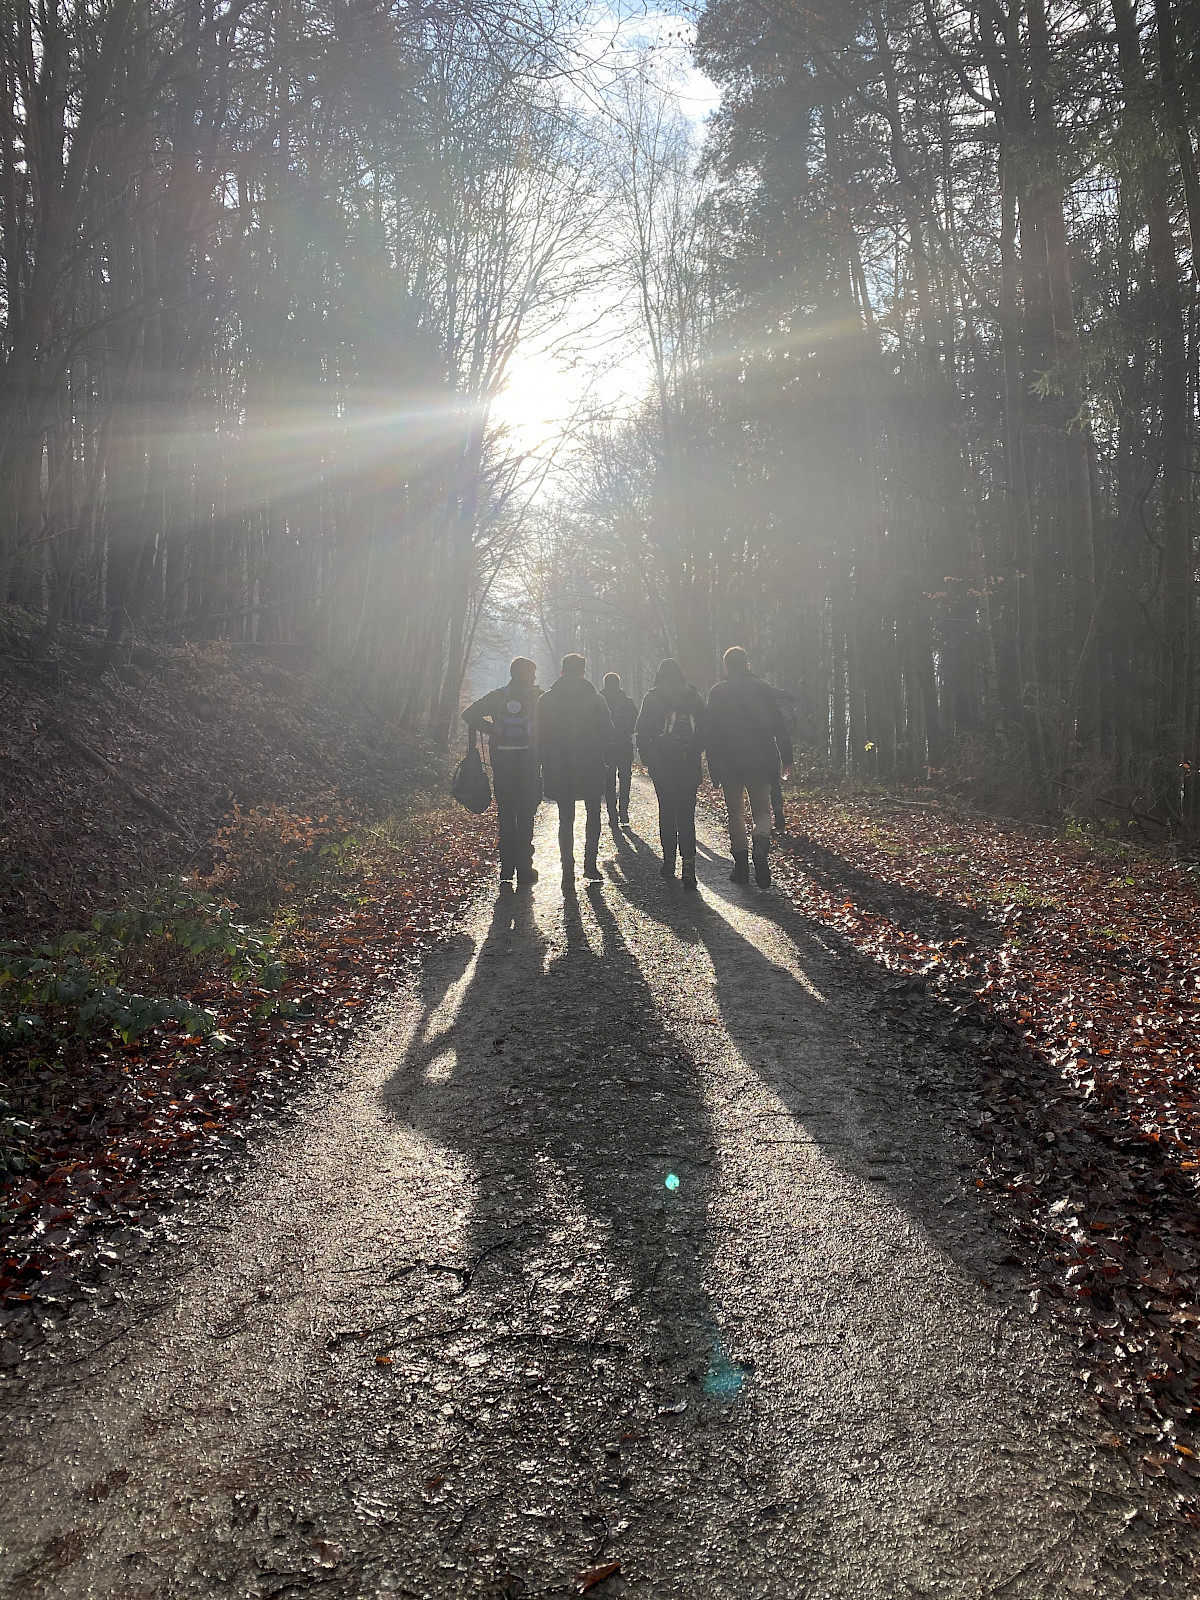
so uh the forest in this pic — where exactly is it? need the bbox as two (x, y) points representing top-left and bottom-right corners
(5, 0), (1200, 1581)
(1, 0), (1198, 821)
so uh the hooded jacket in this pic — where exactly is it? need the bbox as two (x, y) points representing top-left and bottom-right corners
(601, 684), (638, 764)
(636, 682), (707, 789)
(704, 668), (793, 786)
(536, 676), (615, 802)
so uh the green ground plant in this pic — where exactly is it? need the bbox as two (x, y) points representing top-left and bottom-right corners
(0, 884), (284, 1055)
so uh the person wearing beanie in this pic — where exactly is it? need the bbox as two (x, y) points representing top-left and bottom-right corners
(635, 659), (706, 890)
(704, 645), (793, 887)
(601, 671), (638, 831)
(535, 654), (615, 890)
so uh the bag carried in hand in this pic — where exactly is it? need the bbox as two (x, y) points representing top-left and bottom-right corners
(452, 736), (492, 814)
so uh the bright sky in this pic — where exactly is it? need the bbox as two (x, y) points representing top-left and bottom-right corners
(490, 8), (719, 458)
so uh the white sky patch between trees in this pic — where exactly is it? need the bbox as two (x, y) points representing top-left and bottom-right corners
(491, 8), (719, 458)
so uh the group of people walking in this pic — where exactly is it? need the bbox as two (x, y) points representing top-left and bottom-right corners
(463, 647), (793, 893)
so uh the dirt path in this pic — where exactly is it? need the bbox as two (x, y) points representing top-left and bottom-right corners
(0, 779), (1192, 1599)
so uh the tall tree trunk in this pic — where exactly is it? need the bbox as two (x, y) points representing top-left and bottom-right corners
(1026, 0), (1100, 765)
(1112, 0), (1193, 819)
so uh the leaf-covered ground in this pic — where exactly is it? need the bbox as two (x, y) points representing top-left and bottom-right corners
(0, 801), (495, 1354)
(764, 790), (1200, 1511)
(0, 606), (445, 943)
(11, 786), (1193, 1598)
(1, 610), (497, 1360)
(7, 655), (1200, 1528)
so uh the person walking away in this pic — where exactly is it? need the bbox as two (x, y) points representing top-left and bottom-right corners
(536, 654), (614, 890)
(462, 657), (543, 888)
(636, 659), (706, 890)
(705, 645), (793, 887)
(601, 672), (638, 831)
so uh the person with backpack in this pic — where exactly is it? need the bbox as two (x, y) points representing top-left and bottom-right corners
(462, 656), (543, 888)
(536, 654), (615, 890)
(635, 658), (706, 891)
(705, 645), (793, 888)
(601, 672), (638, 831)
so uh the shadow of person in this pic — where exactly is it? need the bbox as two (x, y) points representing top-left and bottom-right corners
(400, 925), (477, 1051)
(780, 827), (1001, 950)
(613, 843), (1019, 1293)
(587, 850), (1172, 1589)
(376, 879), (742, 1590)
(693, 850), (1197, 1342)
(602, 827), (658, 893)
(391, 899), (530, 1088)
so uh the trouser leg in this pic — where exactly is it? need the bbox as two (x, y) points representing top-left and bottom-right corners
(558, 800), (576, 870)
(584, 794), (602, 868)
(746, 779), (773, 839)
(497, 755), (537, 875)
(515, 799), (538, 872)
(677, 782), (699, 860)
(494, 782), (517, 876)
(513, 757), (540, 874)
(722, 781), (749, 853)
(605, 764), (618, 821)
(618, 762), (632, 819)
(656, 780), (678, 861)
(770, 773), (784, 827)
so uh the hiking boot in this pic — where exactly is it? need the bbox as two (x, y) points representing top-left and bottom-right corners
(773, 809), (786, 834)
(681, 857), (697, 891)
(583, 857), (603, 882)
(499, 864), (515, 885)
(752, 835), (771, 888)
(516, 866), (539, 886)
(609, 813), (622, 837)
(659, 848), (677, 880)
(619, 810), (630, 826)
(729, 850), (750, 884)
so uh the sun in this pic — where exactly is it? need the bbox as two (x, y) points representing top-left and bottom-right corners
(492, 350), (581, 452)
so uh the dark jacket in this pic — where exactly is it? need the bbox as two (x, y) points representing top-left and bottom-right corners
(762, 680), (797, 731)
(601, 685), (638, 764)
(536, 676), (614, 802)
(462, 680), (542, 763)
(636, 683), (706, 789)
(705, 669), (793, 786)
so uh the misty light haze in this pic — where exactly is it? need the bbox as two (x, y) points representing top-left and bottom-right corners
(0, 0), (1196, 810)
(3, 0), (1200, 1586)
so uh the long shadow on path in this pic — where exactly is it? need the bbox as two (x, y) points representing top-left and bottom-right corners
(609, 839), (1185, 1594)
(376, 879), (773, 1595)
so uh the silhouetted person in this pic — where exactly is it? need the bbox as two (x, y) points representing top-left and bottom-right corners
(601, 672), (637, 831)
(636, 658), (706, 891)
(536, 654), (614, 891)
(706, 645), (793, 887)
(462, 656), (543, 888)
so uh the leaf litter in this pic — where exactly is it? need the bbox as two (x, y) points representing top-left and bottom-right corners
(764, 791), (1200, 1521)
(1, 799), (495, 1359)
(1, 630), (497, 1357)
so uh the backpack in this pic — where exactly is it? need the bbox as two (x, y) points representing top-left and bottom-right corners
(661, 706), (697, 763)
(451, 736), (492, 814)
(495, 690), (535, 750)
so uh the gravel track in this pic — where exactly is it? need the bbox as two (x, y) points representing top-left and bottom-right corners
(0, 778), (1193, 1598)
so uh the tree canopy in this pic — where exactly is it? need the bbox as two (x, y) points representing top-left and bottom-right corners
(2, 0), (1198, 822)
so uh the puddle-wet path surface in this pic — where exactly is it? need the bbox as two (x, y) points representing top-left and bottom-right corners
(1, 781), (1194, 1598)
